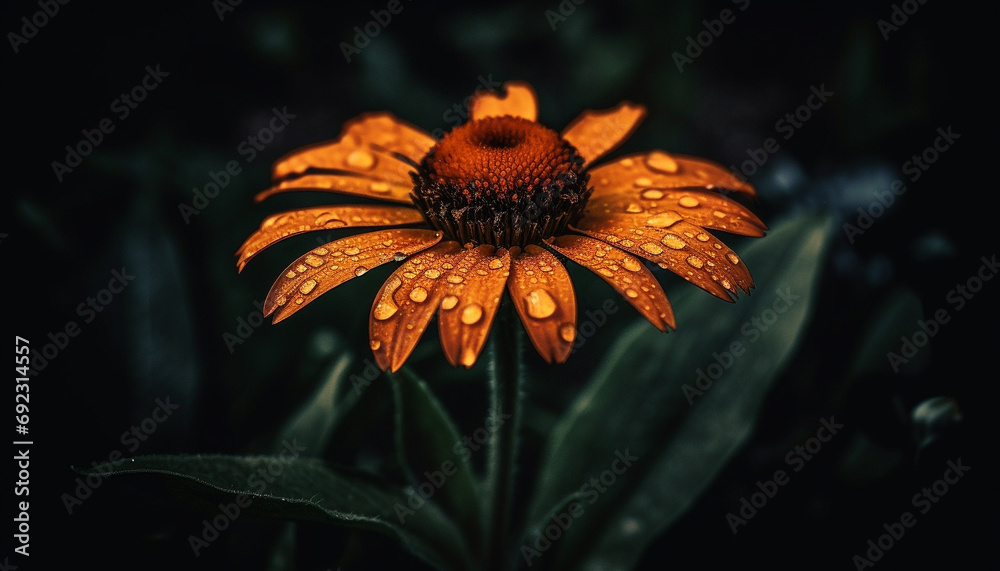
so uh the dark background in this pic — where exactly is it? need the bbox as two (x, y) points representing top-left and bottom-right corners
(4, 0), (993, 569)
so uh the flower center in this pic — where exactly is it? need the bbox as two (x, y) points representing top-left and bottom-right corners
(411, 116), (591, 248)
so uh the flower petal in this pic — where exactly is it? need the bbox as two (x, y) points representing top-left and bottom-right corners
(547, 235), (675, 332)
(236, 205), (427, 272)
(263, 229), (442, 323)
(272, 113), (435, 181)
(589, 151), (757, 197)
(369, 241), (463, 373)
(507, 245), (577, 364)
(561, 102), (646, 168)
(469, 81), (538, 122)
(436, 245), (511, 369)
(573, 215), (754, 301)
(254, 174), (415, 205)
(586, 188), (767, 237)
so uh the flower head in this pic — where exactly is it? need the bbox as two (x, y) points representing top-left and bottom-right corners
(237, 82), (766, 372)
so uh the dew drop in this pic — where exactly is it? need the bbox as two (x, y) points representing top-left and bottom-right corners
(424, 269), (441, 279)
(633, 177), (653, 187)
(696, 233), (710, 242)
(625, 288), (639, 299)
(645, 151), (679, 173)
(640, 242), (664, 255)
(641, 189), (664, 200)
(441, 295), (459, 310)
(598, 268), (614, 277)
(621, 158), (635, 167)
(524, 289), (557, 319)
(620, 239), (635, 248)
(346, 149), (376, 170)
(686, 255), (705, 269)
(373, 301), (398, 320)
(294, 297), (304, 305)
(295, 264), (308, 273)
(409, 286), (428, 303)
(313, 247), (329, 256)
(721, 278), (733, 290)
(316, 213), (346, 228)
(442, 262), (455, 270)
(304, 255), (325, 268)
(559, 323), (576, 343)
(626, 203), (644, 213)
(460, 303), (484, 325)
(370, 339), (381, 350)
(622, 257), (642, 272)
(713, 210), (727, 219)
(369, 181), (391, 194)
(661, 234), (686, 250)
(645, 212), (683, 228)
(727, 253), (741, 265)
(403, 271), (417, 279)
(299, 279), (317, 294)
(393, 252), (408, 262)
(344, 246), (361, 256)
(678, 196), (700, 208)
(285, 270), (297, 279)
(354, 266), (369, 277)
(275, 295), (288, 306)
(446, 275), (464, 284)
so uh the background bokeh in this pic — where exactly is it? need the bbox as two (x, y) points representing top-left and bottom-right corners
(5, 0), (992, 569)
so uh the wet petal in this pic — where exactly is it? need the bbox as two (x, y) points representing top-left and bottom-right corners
(436, 245), (511, 369)
(573, 215), (754, 301)
(589, 151), (757, 197)
(561, 102), (646, 168)
(369, 242), (463, 373)
(508, 245), (577, 364)
(547, 235), (675, 332)
(272, 113), (435, 181)
(236, 205), (426, 272)
(263, 229), (442, 323)
(254, 174), (415, 204)
(469, 81), (538, 122)
(586, 188), (767, 237)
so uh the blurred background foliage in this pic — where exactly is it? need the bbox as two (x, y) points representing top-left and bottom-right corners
(5, 0), (992, 569)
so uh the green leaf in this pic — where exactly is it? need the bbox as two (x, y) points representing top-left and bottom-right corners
(526, 211), (833, 570)
(82, 453), (474, 570)
(391, 369), (483, 557)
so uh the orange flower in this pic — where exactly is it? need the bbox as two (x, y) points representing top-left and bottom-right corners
(237, 82), (766, 372)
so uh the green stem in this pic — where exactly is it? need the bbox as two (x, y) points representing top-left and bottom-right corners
(484, 301), (522, 571)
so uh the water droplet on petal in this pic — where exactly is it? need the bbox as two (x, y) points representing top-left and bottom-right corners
(524, 289), (557, 319)
(354, 266), (369, 277)
(370, 339), (381, 350)
(295, 264), (308, 273)
(285, 270), (297, 279)
(696, 233), (710, 242)
(634, 177), (653, 187)
(424, 269), (441, 279)
(713, 210), (727, 218)
(313, 247), (329, 255)
(678, 196), (700, 208)
(626, 203), (643, 213)
(641, 242), (664, 255)
(316, 213), (346, 228)
(641, 189), (664, 200)
(275, 295), (288, 306)
(598, 268), (614, 277)
(661, 234), (686, 250)
(369, 181), (391, 194)
(686, 255), (705, 269)
(488, 259), (504, 270)
(409, 286), (428, 303)
(625, 288), (639, 298)
(393, 252), (407, 262)
(299, 279), (317, 294)
(721, 278), (733, 290)
(344, 246), (360, 256)
(446, 275), (464, 284)
(304, 255), (325, 268)
(622, 257), (642, 272)
(645, 212), (683, 228)
(441, 295), (459, 310)
(645, 151), (679, 173)
(346, 149), (376, 170)
(727, 253), (741, 265)
(460, 304), (484, 325)
(559, 323), (576, 343)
